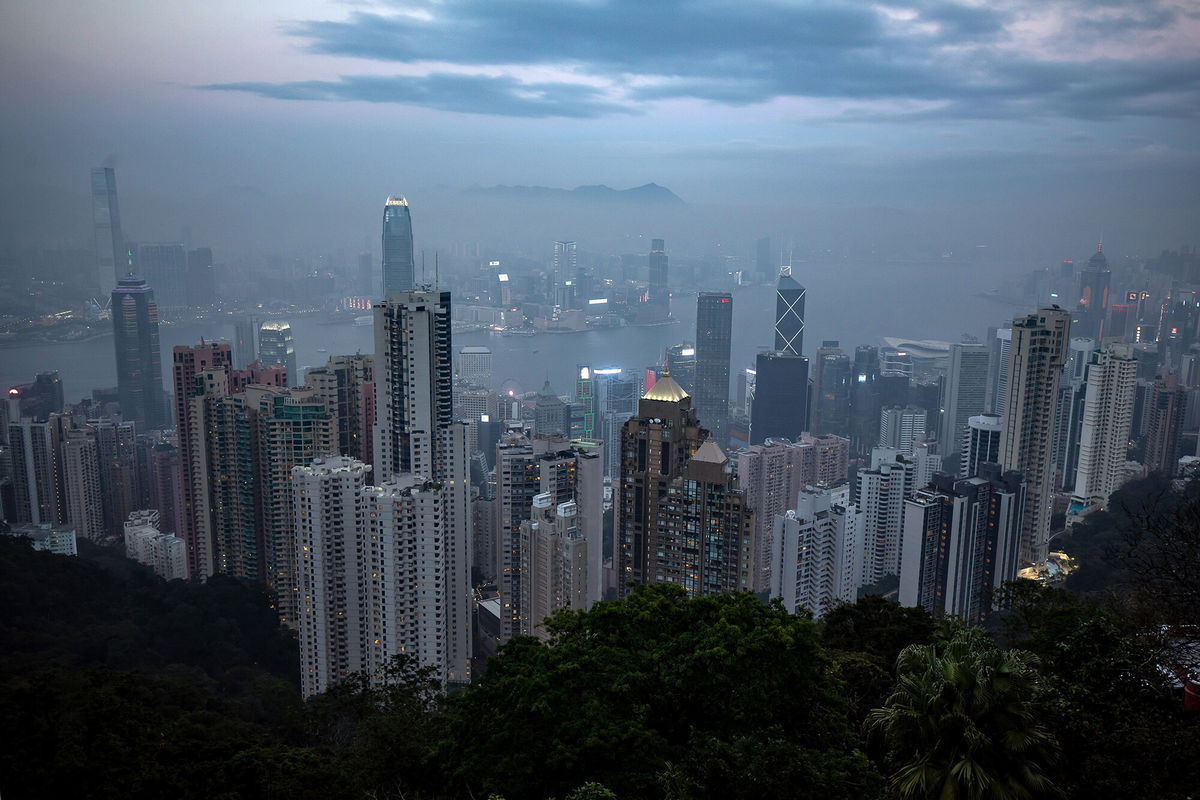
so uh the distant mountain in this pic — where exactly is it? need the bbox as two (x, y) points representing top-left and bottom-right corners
(464, 182), (686, 206)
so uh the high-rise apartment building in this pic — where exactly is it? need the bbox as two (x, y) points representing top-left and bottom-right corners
(855, 449), (918, 585)
(771, 485), (861, 616)
(59, 428), (104, 542)
(695, 293), (733, 444)
(518, 494), (589, 641)
(91, 166), (126, 296)
(939, 343), (990, 458)
(1070, 344), (1137, 517)
(987, 327), (1013, 415)
(899, 465), (1025, 622)
(258, 321), (297, 385)
(111, 276), (165, 429)
(305, 353), (375, 465)
(999, 307), (1071, 565)
(960, 413), (1003, 478)
(1143, 372), (1187, 475)
(382, 197), (415, 295)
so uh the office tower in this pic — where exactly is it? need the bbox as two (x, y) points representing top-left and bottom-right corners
(1000, 307), (1071, 565)
(750, 352), (810, 444)
(1143, 373), (1187, 475)
(6, 371), (65, 421)
(855, 449), (917, 585)
(664, 343), (698, 394)
(774, 266), (806, 355)
(458, 346), (493, 388)
(939, 344), (989, 458)
(898, 465), (1025, 622)
(233, 317), (258, 368)
(771, 486), (861, 617)
(60, 428), (104, 542)
(617, 377), (753, 598)
(961, 413), (1003, 478)
(552, 240), (578, 305)
(382, 196), (415, 295)
(534, 380), (569, 437)
(596, 370), (639, 478)
(369, 288), (472, 684)
(258, 321), (297, 385)
(849, 346), (882, 456)
(111, 276), (166, 430)
(575, 366), (597, 440)
(453, 387), (498, 454)
(1076, 244), (1111, 339)
(879, 405), (927, 454)
(987, 327), (1013, 414)
(91, 166), (126, 295)
(695, 293), (733, 444)
(173, 341), (234, 578)
(305, 353), (376, 465)
(124, 510), (188, 580)
(880, 348), (914, 378)
(648, 238), (668, 305)
(755, 236), (772, 281)
(138, 244), (188, 311)
(1070, 345), (1137, 517)
(815, 347), (852, 437)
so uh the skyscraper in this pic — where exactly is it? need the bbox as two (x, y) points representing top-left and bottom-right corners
(814, 347), (852, 437)
(774, 266), (806, 355)
(750, 351), (809, 444)
(1070, 344), (1137, 517)
(879, 405), (928, 454)
(648, 238), (668, 306)
(370, 288), (472, 684)
(457, 346), (493, 388)
(855, 450), (917, 585)
(382, 196), (415, 295)
(939, 343), (990, 459)
(1143, 372), (1187, 475)
(233, 316), (258, 368)
(138, 244), (188, 311)
(1000, 307), (1071, 565)
(899, 465), (1025, 622)
(664, 343), (697, 394)
(258, 321), (297, 386)
(552, 240), (577, 300)
(960, 413), (1003, 478)
(305, 353), (376, 465)
(771, 486), (861, 617)
(91, 166), (125, 296)
(695, 293), (733, 444)
(111, 276), (165, 430)
(1076, 243), (1111, 340)
(534, 380), (569, 437)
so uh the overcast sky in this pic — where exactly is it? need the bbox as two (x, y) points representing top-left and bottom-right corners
(2, 0), (1197, 260)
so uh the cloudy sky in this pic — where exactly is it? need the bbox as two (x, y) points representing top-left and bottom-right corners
(2, 0), (1197, 259)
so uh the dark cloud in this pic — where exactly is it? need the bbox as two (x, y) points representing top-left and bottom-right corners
(206, 72), (630, 118)
(205, 0), (1200, 120)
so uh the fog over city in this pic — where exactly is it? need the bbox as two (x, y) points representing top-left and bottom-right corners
(2, 3), (1199, 799)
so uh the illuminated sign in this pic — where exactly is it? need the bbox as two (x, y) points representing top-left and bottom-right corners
(720, 297), (730, 303)
(480, 414), (490, 423)
(679, 348), (695, 356)
(588, 298), (608, 305)
(1128, 292), (1139, 302)
(489, 261), (501, 267)
(594, 368), (622, 375)
(497, 273), (509, 282)
(579, 367), (591, 380)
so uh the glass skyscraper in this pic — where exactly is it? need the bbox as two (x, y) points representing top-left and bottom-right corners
(111, 276), (165, 429)
(695, 292), (733, 444)
(258, 321), (297, 385)
(382, 196), (415, 295)
(91, 167), (126, 297)
(774, 266), (806, 355)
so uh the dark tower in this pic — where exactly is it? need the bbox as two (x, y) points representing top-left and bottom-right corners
(774, 266), (806, 355)
(695, 293), (733, 445)
(750, 352), (809, 444)
(111, 276), (165, 429)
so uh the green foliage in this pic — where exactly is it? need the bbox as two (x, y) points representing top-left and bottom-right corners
(866, 625), (1059, 800)
(997, 582), (1200, 799)
(441, 585), (879, 800)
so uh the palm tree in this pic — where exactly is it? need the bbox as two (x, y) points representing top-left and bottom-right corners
(865, 626), (1059, 800)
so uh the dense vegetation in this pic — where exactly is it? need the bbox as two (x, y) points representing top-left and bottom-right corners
(1, 474), (1197, 799)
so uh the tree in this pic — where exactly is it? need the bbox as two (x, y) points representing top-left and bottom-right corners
(866, 626), (1059, 800)
(441, 585), (879, 800)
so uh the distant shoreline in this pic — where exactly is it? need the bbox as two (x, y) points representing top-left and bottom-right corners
(0, 330), (114, 350)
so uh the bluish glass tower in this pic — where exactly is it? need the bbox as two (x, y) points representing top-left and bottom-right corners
(382, 196), (415, 296)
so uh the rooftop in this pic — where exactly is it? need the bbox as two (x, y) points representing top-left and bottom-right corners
(642, 374), (688, 402)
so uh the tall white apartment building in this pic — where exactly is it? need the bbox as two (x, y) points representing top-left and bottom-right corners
(856, 448), (917, 584)
(1070, 344), (1137, 519)
(879, 405), (927, 455)
(123, 509), (188, 580)
(519, 493), (589, 640)
(770, 485), (861, 616)
(1000, 307), (1071, 564)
